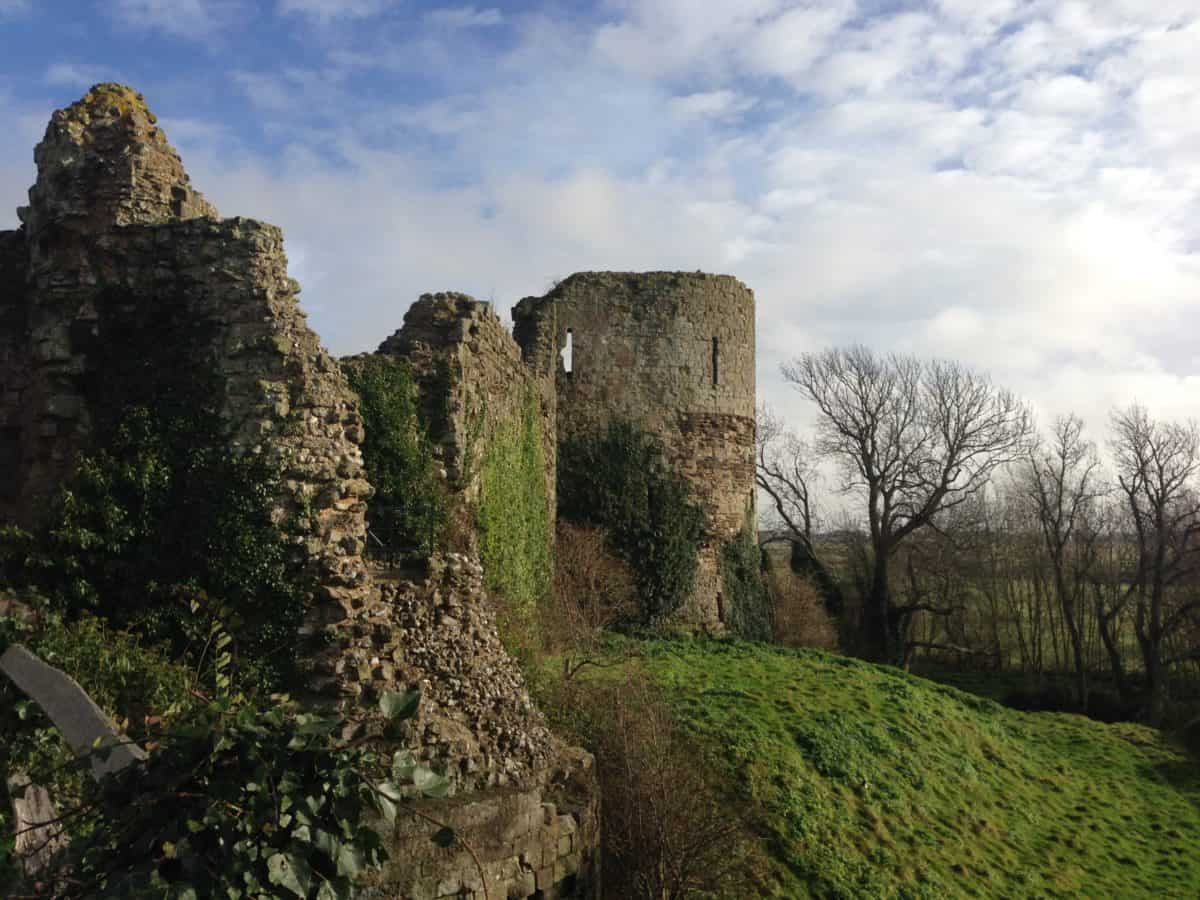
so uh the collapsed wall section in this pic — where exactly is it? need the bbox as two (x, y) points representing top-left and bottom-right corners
(336, 295), (595, 898)
(376, 292), (557, 530)
(513, 271), (757, 630)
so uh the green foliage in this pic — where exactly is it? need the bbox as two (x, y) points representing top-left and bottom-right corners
(477, 389), (551, 650)
(0, 609), (203, 890)
(21, 693), (448, 898)
(343, 356), (447, 560)
(0, 607), (453, 898)
(558, 420), (704, 625)
(0, 409), (306, 693)
(0, 289), (308, 693)
(721, 520), (773, 641)
(575, 637), (1200, 899)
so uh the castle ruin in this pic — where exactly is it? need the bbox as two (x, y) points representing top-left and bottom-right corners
(0, 84), (760, 898)
(514, 272), (757, 629)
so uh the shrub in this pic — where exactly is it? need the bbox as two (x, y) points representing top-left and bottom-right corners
(558, 421), (703, 625)
(767, 563), (839, 650)
(720, 522), (772, 641)
(0, 289), (311, 694)
(342, 355), (447, 560)
(0, 405), (307, 694)
(547, 523), (637, 679)
(554, 668), (749, 899)
(1, 679), (451, 899)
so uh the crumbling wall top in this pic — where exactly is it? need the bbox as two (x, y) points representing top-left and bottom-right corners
(22, 83), (217, 244)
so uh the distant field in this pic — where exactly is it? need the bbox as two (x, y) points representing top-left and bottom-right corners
(596, 639), (1200, 899)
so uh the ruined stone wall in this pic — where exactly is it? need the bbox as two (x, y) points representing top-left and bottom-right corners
(363, 771), (597, 900)
(0, 83), (597, 900)
(336, 297), (589, 898)
(514, 271), (757, 630)
(0, 84), (372, 659)
(376, 293), (556, 534)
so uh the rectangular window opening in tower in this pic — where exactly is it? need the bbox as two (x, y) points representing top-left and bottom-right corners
(712, 337), (720, 386)
(562, 328), (574, 375)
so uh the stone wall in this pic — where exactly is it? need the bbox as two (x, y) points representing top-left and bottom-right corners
(513, 271), (757, 630)
(0, 84), (372, 644)
(376, 293), (557, 537)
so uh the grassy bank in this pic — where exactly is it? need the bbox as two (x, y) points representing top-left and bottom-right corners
(570, 639), (1200, 899)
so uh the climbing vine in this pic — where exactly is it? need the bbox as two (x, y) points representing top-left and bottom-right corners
(476, 388), (551, 653)
(720, 517), (773, 641)
(558, 420), (704, 625)
(342, 355), (448, 561)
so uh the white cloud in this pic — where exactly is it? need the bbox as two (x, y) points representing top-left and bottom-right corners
(0, 0), (30, 18)
(1019, 74), (1107, 116)
(425, 6), (504, 29)
(276, 0), (393, 24)
(106, 0), (245, 38)
(80, 0), (1200, 454)
(45, 63), (116, 89)
(668, 90), (755, 122)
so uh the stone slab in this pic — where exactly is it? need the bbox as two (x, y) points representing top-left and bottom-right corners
(0, 643), (147, 779)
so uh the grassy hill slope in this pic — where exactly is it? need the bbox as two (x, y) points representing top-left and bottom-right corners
(630, 640), (1200, 899)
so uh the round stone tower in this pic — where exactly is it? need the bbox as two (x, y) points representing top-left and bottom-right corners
(513, 271), (756, 631)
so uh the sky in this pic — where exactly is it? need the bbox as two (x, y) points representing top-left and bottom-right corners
(1, 0), (1199, 460)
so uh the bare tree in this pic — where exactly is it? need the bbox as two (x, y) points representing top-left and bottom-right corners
(1110, 404), (1200, 724)
(782, 346), (1033, 664)
(755, 403), (820, 554)
(1024, 415), (1105, 708)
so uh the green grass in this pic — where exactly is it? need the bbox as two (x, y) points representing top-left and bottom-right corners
(598, 639), (1200, 899)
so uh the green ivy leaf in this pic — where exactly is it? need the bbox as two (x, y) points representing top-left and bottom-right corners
(336, 843), (365, 878)
(267, 851), (314, 898)
(392, 749), (416, 781)
(412, 767), (451, 799)
(379, 689), (420, 720)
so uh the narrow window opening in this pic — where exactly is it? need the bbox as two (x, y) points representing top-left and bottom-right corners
(561, 328), (574, 374)
(712, 336), (720, 386)
(716, 591), (725, 624)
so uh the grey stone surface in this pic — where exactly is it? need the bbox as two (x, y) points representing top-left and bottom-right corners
(0, 644), (146, 779)
(513, 271), (758, 630)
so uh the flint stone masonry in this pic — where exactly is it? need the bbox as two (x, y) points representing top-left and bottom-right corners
(360, 748), (598, 900)
(0, 644), (147, 780)
(0, 83), (373, 646)
(313, 553), (560, 791)
(0, 229), (25, 504)
(513, 271), (757, 630)
(373, 292), (557, 534)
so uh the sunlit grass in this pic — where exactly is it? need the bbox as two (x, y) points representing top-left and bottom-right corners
(579, 638), (1200, 899)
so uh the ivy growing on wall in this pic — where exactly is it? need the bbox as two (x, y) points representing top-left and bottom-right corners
(720, 518), (773, 641)
(342, 355), (447, 561)
(558, 420), (704, 625)
(476, 388), (551, 651)
(0, 289), (308, 694)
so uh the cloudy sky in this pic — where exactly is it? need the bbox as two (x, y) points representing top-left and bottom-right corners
(1, 0), (1198, 444)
